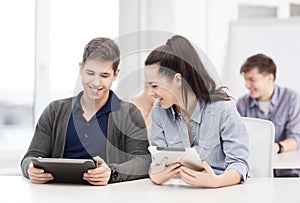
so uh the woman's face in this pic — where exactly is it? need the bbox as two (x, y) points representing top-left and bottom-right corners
(80, 59), (119, 101)
(144, 64), (180, 109)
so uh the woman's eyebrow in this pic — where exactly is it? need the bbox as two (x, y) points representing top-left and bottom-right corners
(101, 72), (111, 75)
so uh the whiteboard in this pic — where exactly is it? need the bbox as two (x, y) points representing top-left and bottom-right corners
(222, 18), (300, 99)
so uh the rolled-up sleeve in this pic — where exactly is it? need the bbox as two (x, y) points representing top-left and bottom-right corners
(150, 102), (168, 147)
(285, 93), (300, 146)
(236, 96), (247, 117)
(221, 102), (249, 182)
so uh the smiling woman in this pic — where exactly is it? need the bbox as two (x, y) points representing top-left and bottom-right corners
(145, 64), (179, 109)
(145, 35), (249, 188)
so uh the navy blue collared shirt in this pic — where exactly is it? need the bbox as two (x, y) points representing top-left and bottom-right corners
(63, 90), (121, 162)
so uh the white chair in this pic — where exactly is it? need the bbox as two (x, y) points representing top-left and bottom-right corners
(241, 117), (275, 177)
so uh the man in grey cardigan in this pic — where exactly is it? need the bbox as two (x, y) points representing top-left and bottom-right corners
(21, 37), (151, 185)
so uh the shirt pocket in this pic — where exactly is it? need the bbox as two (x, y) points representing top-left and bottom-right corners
(165, 129), (184, 147)
(167, 140), (184, 148)
(198, 138), (220, 161)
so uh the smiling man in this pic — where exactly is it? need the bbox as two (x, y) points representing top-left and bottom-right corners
(21, 37), (151, 185)
(237, 53), (300, 177)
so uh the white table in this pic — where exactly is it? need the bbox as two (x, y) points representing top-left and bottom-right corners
(273, 150), (300, 169)
(1, 176), (300, 203)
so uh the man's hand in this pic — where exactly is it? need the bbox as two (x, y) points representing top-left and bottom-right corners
(28, 163), (53, 184)
(83, 156), (111, 186)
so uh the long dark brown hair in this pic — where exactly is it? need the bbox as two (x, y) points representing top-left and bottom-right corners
(145, 35), (230, 109)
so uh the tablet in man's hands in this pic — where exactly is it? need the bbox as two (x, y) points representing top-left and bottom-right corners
(148, 146), (203, 171)
(31, 158), (96, 184)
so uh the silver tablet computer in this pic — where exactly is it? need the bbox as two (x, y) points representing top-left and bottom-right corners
(148, 146), (203, 171)
(31, 158), (96, 184)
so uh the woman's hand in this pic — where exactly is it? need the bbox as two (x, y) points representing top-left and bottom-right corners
(180, 161), (220, 188)
(150, 158), (181, 185)
(28, 163), (54, 184)
(83, 156), (111, 186)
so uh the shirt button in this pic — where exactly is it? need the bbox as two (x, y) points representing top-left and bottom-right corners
(87, 122), (90, 126)
(84, 133), (88, 138)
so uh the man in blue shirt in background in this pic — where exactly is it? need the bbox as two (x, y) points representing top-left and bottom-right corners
(237, 53), (300, 177)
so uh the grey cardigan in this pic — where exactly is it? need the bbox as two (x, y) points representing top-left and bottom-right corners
(21, 96), (151, 183)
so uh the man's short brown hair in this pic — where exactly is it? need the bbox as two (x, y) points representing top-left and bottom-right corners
(82, 37), (120, 72)
(240, 53), (276, 80)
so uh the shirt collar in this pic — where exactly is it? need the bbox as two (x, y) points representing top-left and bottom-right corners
(170, 105), (179, 122)
(95, 90), (121, 117)
(190, 101), (204, 124)
(169, 101), (204, 124)
(249, 97), (258, 108)
(269, 85), (279, 107)
(249, 85), (278, 108)
(73, 91), (84, 114)
(73, 90), (121, 117)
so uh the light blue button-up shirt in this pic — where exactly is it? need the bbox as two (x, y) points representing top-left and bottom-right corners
(150, 99), (249, 182)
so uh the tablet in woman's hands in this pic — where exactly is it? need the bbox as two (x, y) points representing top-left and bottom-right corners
(148, 146), (203, 171)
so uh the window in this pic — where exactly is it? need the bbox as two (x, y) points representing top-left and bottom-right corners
(291, 4), (300, 16)
(0, 0), (35, 175)
(239, 4), (277, 19)
(48, 0), (119, 101)
(0, 0), (119, 175)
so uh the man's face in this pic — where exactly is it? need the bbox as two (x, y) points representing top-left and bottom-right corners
(80, 59), (119, 101)
(243, 67), (274, 101)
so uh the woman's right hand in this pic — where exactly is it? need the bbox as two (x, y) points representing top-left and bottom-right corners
(28, 163), (53, 184)
(149, 158), (181, 185)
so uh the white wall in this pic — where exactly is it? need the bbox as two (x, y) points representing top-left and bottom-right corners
(206, 0), (238, 77)
(223, 17), (300, 99)
(119, 0), (238, 98)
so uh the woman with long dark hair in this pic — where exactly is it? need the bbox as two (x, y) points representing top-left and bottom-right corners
(145, 35), (249, 188)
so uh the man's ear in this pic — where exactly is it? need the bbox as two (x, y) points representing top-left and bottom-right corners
(79, 62), (83, 74)
(268, 73), (275, 82)
(174, 73), (182, 88)
(113, 68), (120, 81)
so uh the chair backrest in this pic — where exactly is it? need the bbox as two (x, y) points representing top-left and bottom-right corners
(241, 117), (275, 177)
